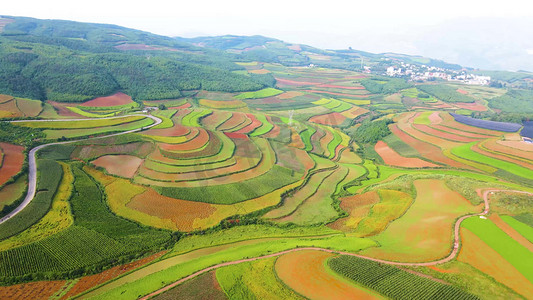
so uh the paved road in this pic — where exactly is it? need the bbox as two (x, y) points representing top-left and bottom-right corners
(0, 114), (161, 224)
(140, 189), (533, 299)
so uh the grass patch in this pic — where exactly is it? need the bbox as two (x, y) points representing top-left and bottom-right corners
(234, 88), (283, 100)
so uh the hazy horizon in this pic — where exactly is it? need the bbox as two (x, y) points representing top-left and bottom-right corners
(2, 0), (533, 71)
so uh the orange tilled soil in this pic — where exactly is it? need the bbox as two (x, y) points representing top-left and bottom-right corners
(0, 143), (24, 186)
(374, 140), (439, 168)
(458, 228), (533, 298)
(275, 250), (382, 300)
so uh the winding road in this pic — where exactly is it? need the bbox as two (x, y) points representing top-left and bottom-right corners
(140, 189), (533, 300)
(0, 114), (162, 224)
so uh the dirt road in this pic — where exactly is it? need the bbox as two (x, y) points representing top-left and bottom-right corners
(0, 114), (161, 224)
(140, 189), (532, 299)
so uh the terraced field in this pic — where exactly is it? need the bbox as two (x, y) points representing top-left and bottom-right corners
(1, 62), (532, 300)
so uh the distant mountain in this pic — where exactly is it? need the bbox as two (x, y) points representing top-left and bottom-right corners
(176, 35), (463, 71)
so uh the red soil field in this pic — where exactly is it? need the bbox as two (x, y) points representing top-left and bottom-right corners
(456, 89), (468, 95)
(309, 112), (347, 126)
(484, 139), (533, 160)
(428, 112), (442, 124)
(310, 127), (326, 154)
(224, 132), (248, 139)
(275, 78), (321, 86)
(168, 103), (192, 110)
(278, 91), (304, 99)
(0, 143), (24, 186)
(60, 251), (167, 300)
(288, 128), (306, 149)
(16, 99), (42, 117)
(250, 96), (282, 104)
(233, 114), (262, 134)
(303, 90), (371, 98)
(414, 124), (479, 143)
(0, 280), (66, 300)
(389, 124), (462, 168)
(431, 124), (494, 139)
(47, 101), (84, 117)
(398, 115), (463, 149)
(454, 101), (487, 112)
(248, 69), (271, 74)
(316, 84), (365, 90)
(200, 111), (232, 129)
(158, 128), (209, 152)
(0, 94), (13, 103)
(440, 113), (501, 136)
(287, 44), (302, 51)
(497, 140), (533, 152)
(158, 131), (222, 160)
(328, 191), (380, 231)
(275, 250), (381, 300)
(341, 106), (368, 118)
(0, 99), (22, 118)
(91, 155), (143, 178)
(143, 124), (189, 137)
(375, 140), (439, 168)
(81, 92), (133, 107)
(472, 143), (533, 170)
(73, 142), (153, 160)
(345, 75), (368, 79)
(128, 188), (215, 231)
(217, 112), (248, 131)
(458, 228), (533, 297)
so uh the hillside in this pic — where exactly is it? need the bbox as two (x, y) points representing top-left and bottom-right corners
(0, 16), (532, 300)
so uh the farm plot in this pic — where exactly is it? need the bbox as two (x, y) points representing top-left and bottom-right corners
(234, 88), (283, 99)
(451, 142), (533, 180)
(91, 155), (143, 178)
(274, 166), (349, 225)
(375, 141), (439, 168)
(72, 142), (153, 161)
(0, 175), (26, 215)
(275, 250), (382, 300)
(155, 271), (227, 300)
(0, 160), (63, 241)
(79, 92), (134, 108)
(14, 115), (145, 129)
(354, 189), (413, 237)
(0, 98), (42, 118)
(0, 142), (24, 187)
(42, 118), (154, 139)
(329, 255), (478, 300)
(328, 190), (380, 232)
(216, 256), (303, 299)
(0, 166), (171, 279)
(462, 217), (533, 283)
(450, 113), (521, 132)
(457, 227), (533, 298)
(0, 280), (66, 300)
(199, 99), (246, 109)
(360, 179), (477, 262)
(0, 163), (73, 252)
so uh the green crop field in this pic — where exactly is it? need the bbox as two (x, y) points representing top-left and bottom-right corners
(1, 15), (532, 300)
(462, 217), (533, 281)
(329, 255), (479, 300)
(451, 143), (533, 181)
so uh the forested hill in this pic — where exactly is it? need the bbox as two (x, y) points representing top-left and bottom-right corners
(0, 16), (267, 102)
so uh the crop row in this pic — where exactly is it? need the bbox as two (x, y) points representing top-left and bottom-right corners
(450, 113), (521, 132)
(0, 165), (171, 281)
(0, 160), (63, 241)
(329, 255), (479, 300)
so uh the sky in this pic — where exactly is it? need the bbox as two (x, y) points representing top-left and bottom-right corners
(2, 0), (533, 69)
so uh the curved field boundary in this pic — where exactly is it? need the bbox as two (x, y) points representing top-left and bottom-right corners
(479, 140), (533, 165)
(140, 189), (532, 300)
(0, 114), (162, 225)
(249, 114), (274, 137)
